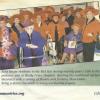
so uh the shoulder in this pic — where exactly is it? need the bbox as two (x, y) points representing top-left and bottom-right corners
(92, 19), (100, 29)
(93, 19), (100, 24)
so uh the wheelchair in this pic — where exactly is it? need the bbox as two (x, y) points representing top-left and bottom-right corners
(19, 47), (44, 67)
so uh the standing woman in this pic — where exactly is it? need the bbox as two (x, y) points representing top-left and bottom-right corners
(64, 7), (75, 34)
(48, 12), (63, 58)
(74, 8), (85, 31)
(33, 14), (42, 33)
(10, 14), (24, 67)
(0, 16), (18, 69)
(40, 10), (52, 40)
(11, 14), (24, 39)
(81, 6), (100, 62)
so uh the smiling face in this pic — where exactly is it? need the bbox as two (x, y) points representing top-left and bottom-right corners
(24, 25), (34, 35)
(86, 11), (94, 20)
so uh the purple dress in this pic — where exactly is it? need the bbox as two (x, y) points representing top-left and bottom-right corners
(64, 31), (83, 54)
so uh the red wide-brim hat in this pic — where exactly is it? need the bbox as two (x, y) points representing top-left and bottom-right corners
(9, 14), (22, 25)
(63, 7), (75, 15)
(80, 6), (99, 16)
(44, 6), (55, 13)
(20, 10), (33, 18)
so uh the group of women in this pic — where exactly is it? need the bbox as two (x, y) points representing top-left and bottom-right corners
(0, 5), (100, 69)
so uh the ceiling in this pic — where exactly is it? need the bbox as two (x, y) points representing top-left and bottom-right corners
(0, 0), (98, 10)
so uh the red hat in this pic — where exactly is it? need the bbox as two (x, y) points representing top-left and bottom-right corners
(20, 10), (33, 19)
(31, 8), (43, 21)
(80, 6), (99, 16)
(34, 7), (43, 16)
(67, 7), (74, 11)
(9, 14), (22, 25)
(63, 7), (75, 15)
(74, 8), (83, 13)
(42, 10), (52, 15)
(40, 10), (52, 21)
(74, 8), (83, 16)
(34, 7), (43, 13)
(32, 10), (43, 21)
(44, 6), (55, 13)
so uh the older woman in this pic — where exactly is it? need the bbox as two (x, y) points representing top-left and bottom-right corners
(19, 22), (46, 67)
(74, 8), (85, 31)
(81, 6), (100, 62)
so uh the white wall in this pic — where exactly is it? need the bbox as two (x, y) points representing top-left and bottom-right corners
(0, 0), (99, 17)
(0, 0), (99, 10)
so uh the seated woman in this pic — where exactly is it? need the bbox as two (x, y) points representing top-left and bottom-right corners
(19, 22), (46, 67)
(60, 23), (83, 64)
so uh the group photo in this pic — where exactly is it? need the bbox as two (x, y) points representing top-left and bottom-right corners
(0, 1), (100, 69)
